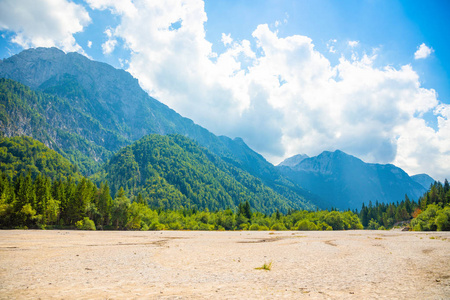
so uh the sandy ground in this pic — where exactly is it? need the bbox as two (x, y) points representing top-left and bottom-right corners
(0, 230), (449, 299)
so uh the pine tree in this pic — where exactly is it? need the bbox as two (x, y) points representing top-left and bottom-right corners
(97, 181), (113, 226)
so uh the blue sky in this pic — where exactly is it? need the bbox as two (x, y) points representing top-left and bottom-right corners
(0, 0), (449, 180)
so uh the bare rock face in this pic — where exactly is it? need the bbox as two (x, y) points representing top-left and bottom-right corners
(0, 48), (67, 88)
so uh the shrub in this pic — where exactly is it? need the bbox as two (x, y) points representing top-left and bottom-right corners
(295, 219), (317, 231)
(249, 224), (260, 231)
(255, 261), (272, 271)
(270, 223), (287, 230)
(75, 217), (96, 230)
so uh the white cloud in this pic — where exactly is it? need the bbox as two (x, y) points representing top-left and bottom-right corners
(348, 40), (359, 47)
(102, 28), (117, 54)
(102, 39), (117, 54)
(0, 0), (90, 52)
(327, 39), (337, 53)
(87, 40), (92, 48)
(414, 43), (433, 59)
(221, 33), (232, 46)
(88, 0), (448, 181)
(394, 103), (450, 179)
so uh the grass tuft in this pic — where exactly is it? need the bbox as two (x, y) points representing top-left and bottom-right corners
(255, 261), (272, 271)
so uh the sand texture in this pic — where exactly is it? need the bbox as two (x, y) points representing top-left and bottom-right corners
(0, 230), (449, 299)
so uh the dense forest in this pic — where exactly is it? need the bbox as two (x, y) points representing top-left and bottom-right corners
(359, 180), (450, 231)
(0, 170), (363, 230)
(0, 136), (81, 181)
(94, 134), (313, 214)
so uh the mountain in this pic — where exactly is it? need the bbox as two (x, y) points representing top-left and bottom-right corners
(0, 47), (315, 210)
(411, 174), (435, 190)
(95, 134), (313, 213)
(277, 150), (429, 210)
(277, 154), (309, 167)
(0, 47), (218, 163)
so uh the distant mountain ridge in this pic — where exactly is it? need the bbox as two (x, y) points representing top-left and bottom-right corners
(277, 154), (309, 167)
(278, 150), (432, 210)
(411, 174), (435, 190)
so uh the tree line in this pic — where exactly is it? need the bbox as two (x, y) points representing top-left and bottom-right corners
(0, 170), (364, 230)
(358, 180), (450, 231)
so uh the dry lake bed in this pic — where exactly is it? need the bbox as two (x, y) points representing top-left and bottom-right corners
(0, 230), (449, 299)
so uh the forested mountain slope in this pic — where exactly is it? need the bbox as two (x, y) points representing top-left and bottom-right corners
(0, 78), (115, 173)
(95, 134), (314, 213)
(0, 136), (81, 181)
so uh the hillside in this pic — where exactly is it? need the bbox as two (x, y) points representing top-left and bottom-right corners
(0, 136), (81, 181)
(278, 150), (429, 210)
(96, 134), (313, 213)
(0, 78), (116, 173)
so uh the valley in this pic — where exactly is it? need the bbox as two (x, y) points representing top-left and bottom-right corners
(0, 230), (448, 299)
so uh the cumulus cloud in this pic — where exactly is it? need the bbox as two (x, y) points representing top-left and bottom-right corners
(348, 40), (359, 47)
(327, 39), (337, 53)
(102, 28), (117, 54)
(87, 0), (448, 180)
(221, 33), (232, 46)
(0, 0), (90, 52)
(394, 103), (450, 179)
(87, 40), (92, 48)
(414, 43), (433, 59)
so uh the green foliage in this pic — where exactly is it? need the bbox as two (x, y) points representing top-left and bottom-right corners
(411, 204), (449, 231)
(98, 134), (306, 214)
(0, 166), (364, 231)
(0, 136), (81, 181)
(295, 219), (317, 231)
(361, 180), (450, 231)
(75, 217), (96, 230)
(359, 195), (418, 229)
(367, 219), (380, 230)
(408, 180), (450, 231)
(0, 78), (116, 174)
(255, 261), (272, 271)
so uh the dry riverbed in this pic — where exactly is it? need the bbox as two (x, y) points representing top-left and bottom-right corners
(0, 230), (449, 299)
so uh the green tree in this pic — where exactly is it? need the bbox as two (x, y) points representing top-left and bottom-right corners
(111, 187), (131, 229)
(324, 211), (344, 230)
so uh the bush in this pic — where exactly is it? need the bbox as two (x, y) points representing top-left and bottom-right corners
(367, 218), (380, 230)
(295, 219), (317, 231)
(249, 224), (260, 231)
(411, 204), (440, 231)
(270, 223), (287, 230)
(75, 217), (96, 230)
(258, 225), (269, 231)
(324, 211), (344, 230)
(435, 207), (450, 231)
